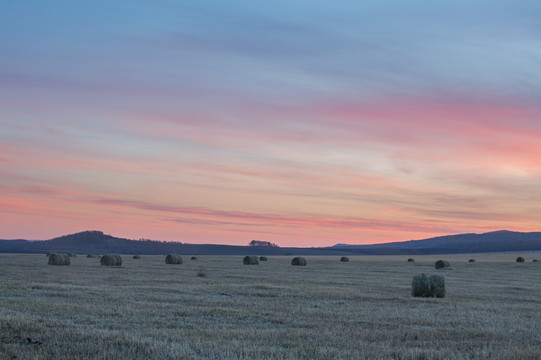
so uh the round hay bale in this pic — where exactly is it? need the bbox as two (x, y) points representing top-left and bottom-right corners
(259, 256), (268, 261)
(291, 257), (307, 266)
(133, 255), (141, 259)
(435, 260), (450, 269)
(407, 258), (415, 262)
(533, 259), (539, 262)
(429, 274), (446, 298)
(411, 274), (445, 298)
(101, 254), (122, 266)
(340, 257), (349, 262)
(468, 259), (476, 263)
(243, 255), (259, 265)
(86, 254), (99, 258)
(48, 253), (70, 266)
(197, 269), (207, 277)
(516, 256), (525, 263)
(165, 254), (183, 264)
(100, 255), (114, 266)
(191, 256), (197, 260)
(411, 274), (430, 297)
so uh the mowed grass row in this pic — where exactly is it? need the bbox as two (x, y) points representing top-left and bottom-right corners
(1, 254), (540, 359)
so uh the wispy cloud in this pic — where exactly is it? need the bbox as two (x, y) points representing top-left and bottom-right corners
(1, 1), (540, 245)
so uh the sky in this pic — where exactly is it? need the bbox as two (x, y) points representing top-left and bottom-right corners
(1, 1), (540, 246)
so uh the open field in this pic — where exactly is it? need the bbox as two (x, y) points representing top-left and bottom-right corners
(1, 253), (540, 359)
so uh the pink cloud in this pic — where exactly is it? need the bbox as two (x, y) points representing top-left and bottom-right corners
(2, 94), (541, 246)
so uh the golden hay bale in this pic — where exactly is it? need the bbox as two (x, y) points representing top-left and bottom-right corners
(101, 254), (122, 266)
(48, 253), (70, 266)
(165, 254), (183, 264)
(243, 255), (259, 265)
(259, 256), (268, 261)
(435, 260), (451, 269)
(516, 257), (525, 263)
(411, 274), (445, 298)
(291, 257), (307, 266)
(340, 257), (349, 262)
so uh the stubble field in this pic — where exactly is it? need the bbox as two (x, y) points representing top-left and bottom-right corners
(1, 253), (540, 359)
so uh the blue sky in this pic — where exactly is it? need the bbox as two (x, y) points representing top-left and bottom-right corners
(1, 1), (540, 245)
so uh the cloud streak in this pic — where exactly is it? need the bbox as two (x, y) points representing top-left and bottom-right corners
(1, 1), (540, 245)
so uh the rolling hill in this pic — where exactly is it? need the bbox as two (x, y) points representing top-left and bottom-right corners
(1, 230), (541, 255)
(332, 230), (541, 254)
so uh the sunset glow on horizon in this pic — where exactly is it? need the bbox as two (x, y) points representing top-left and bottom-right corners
(1, 1), (540, 246)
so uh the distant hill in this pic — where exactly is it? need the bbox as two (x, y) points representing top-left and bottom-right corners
(332, 230), (541, 254)
(0, 230), (339, 256)
(1, 230), (541, 255)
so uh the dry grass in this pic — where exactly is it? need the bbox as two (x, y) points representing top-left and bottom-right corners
(1, 253), (540, 359)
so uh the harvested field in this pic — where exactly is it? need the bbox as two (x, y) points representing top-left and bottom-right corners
(0, 253), (540, 359)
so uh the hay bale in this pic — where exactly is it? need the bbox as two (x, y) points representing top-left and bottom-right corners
(430, 275), (446, 298)
(191, 256), (197, 260)
(197, 269), (207, 277)
(259, 256), (268, 261)
(407, 258), (415, 262)
(165, 254), (183, 264)
(533, 259), (539, 262)
(435, 260), (451, 269)
(243, 255), (259, 265)
(101, 254), (122, 266)
(516, 256), (525, 263)
(100, 255), (113, 266)
(340, 257), (349, 262)
(133, 255), (141, 259)
(86, 254), (99, 258)
(291, 257), (307, 266)
(411, 274), (445, 298)
(48, 253), (70, 266)
(411, 274), (430, 297)
(468, 259), (476, 263)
